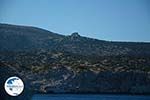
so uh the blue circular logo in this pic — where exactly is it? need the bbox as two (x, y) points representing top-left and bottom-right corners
(4, 76), (24, 96)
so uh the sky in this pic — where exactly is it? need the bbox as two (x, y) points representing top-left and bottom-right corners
(0, 0), (150, 42)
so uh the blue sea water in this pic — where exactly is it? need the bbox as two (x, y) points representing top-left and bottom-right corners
(32, 94), (150, 100)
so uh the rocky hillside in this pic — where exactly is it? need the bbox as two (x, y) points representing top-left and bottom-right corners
(1, 23), (150, 56)
(0, 23), (150, 100)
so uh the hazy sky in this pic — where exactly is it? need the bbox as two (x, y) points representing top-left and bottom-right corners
(0, 0), (150, 42)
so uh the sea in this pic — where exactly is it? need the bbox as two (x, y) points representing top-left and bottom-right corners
(32, 94), (150, 100)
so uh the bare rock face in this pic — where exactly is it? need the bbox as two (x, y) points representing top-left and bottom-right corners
(71, 32), (80, 38)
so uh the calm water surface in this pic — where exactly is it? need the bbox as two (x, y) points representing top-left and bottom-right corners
(32, 94), (150, 100)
